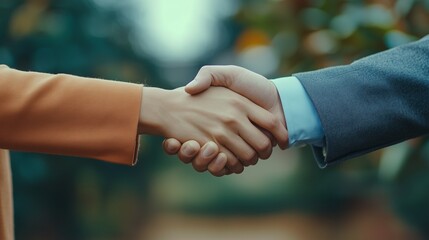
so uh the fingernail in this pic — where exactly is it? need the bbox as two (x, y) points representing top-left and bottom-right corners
(203, 144), (215, 158)
(183, 145), (195, 156)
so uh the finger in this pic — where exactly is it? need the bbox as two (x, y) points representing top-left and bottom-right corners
(246, 106), (289, 150)
(218, 133), (258, 167)
(221, 147), (244, 174)
(208, 153), (228, 177)
(261, 128), (277, 147)
(162, 138), (182, 155)
(191, 142), (219, 172)
(178, 140), (201, 164)
(238, 121), (273, 160)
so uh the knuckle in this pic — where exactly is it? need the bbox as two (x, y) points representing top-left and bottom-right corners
(212, 129), (227, 141)
(241, 151), (257, 165)
(221, 115), (238, 126)
(256, 138), (272, 153)
(260, 147), (273, 160)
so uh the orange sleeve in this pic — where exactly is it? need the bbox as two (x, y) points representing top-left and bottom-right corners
(0, 150), (13, 240)
(0, 65), (143, 165)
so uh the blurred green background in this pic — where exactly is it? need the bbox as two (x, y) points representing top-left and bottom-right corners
(1, 0), (429, 239)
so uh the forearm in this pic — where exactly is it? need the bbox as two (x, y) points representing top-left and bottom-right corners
(0, 65), (142, 165)
(295, 35), (429, 165)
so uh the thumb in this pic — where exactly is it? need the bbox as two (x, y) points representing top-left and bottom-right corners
(185, 76), (212, 95)
(187, 65), (274, 110)
(185, 65), (232, 95)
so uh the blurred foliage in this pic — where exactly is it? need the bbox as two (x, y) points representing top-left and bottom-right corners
(1, 0), (429, 239)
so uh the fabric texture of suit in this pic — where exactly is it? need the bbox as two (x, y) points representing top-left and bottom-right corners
(295, 35), (429, 167)
(0, 65), (143, 240)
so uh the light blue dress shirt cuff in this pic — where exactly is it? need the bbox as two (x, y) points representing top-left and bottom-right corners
(271, 76), (325, 148)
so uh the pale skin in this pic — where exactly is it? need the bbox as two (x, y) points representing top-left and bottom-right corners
(138, 85), (288, 175)
(163, 65), (288, 176)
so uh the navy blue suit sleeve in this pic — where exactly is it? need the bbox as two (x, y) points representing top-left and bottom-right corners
(294, 35), (429, 166)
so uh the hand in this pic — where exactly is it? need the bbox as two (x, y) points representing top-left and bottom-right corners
(163, 65), (288, 176)
(163, 139), (228, 176)
(139, 86), (287, 175)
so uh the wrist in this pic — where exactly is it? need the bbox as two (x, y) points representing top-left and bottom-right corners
(138, 87), (169, 135)
(270, 81), (287, 129)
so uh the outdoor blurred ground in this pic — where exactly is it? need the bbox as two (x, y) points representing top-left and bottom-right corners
(1, 0), (429, 239)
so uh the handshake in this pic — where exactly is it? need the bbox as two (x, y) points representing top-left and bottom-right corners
(138, 65), (289, 177)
